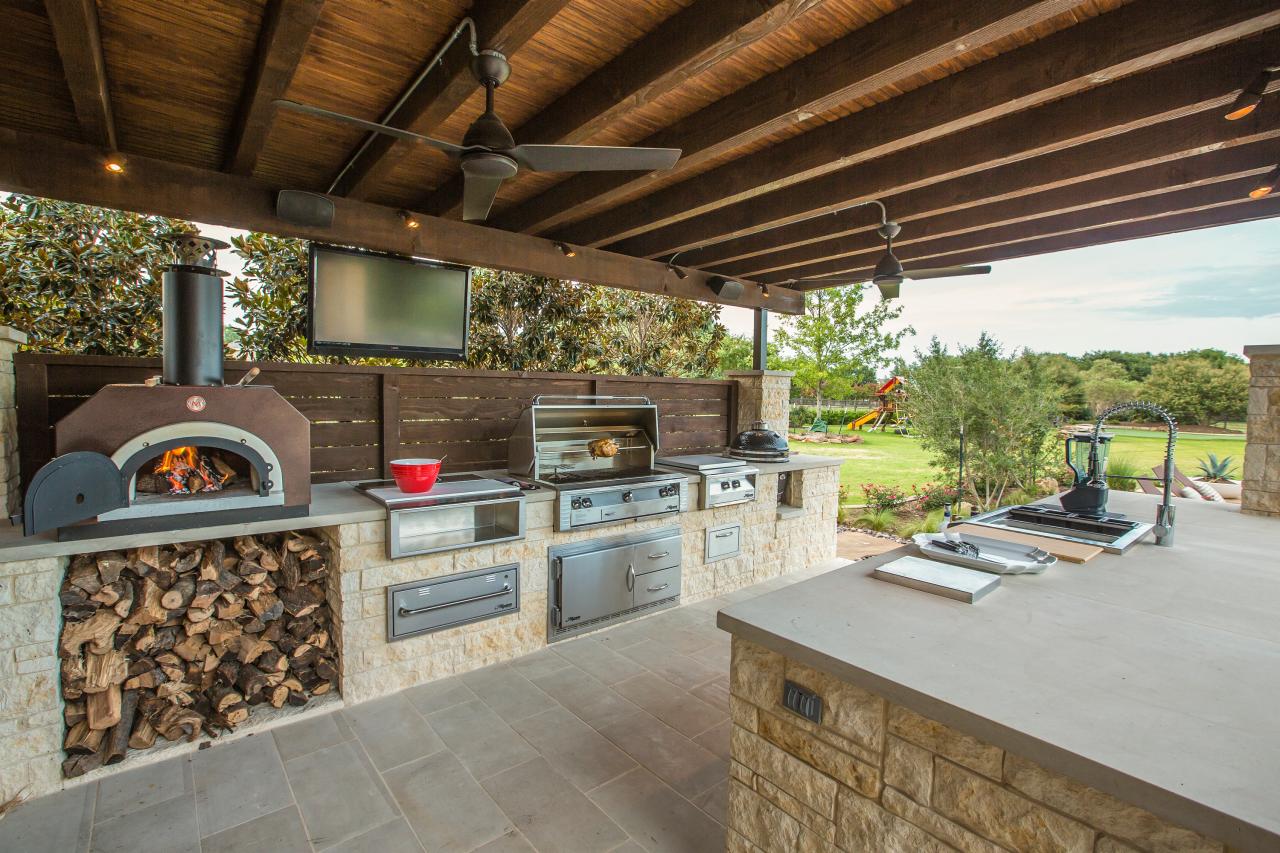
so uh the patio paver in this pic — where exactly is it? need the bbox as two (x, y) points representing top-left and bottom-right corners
(0, 561), (844, 852)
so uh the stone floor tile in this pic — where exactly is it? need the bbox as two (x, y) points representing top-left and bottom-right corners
(383, 751), (513, 853)
(689, 640), (732, 672)
(201, 805), (311, 853)
(95, 753), (190, 822)
(425, 698), (539, 780)
(588, 618), (654, 651)
(552, 637), (647, 684)
(323, 817), (424, 853)
(481, 758), (627, 853)
(510, 706), (637, 791)
(528, 665), (641, 729)
(403, 676), (477, 716)
(616, 639), (721, 691)
(286, 739), (397, 850)
(0, 780), (95, 853)
(641, 621), (719, 657)
(272, 710), (352, 762)
(692, 779), (729, 825)
(193, 734), (293, 838)
(607, 842), (647, 852)
(613, 672), (726, 738)
(343, 693), (444, 771)
(693, 718), (731, 761)
(689, 674), (731, 713)
(475, 830), (538, 852)
(91, 793), (200, 853)
(589, 767), (727, 852)
(507, 648), (573, 680)
(462, 663), (558, 722)
(597, 710), (728, 799)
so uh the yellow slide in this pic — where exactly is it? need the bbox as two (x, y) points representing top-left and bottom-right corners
(853, 409), (882, 429)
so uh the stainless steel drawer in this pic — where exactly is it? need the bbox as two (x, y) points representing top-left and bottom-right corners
(633, 566), (681, 607)
(628, 535), (681, 574)
(706, 524), (741, 562)
(387, 564), (519, 641)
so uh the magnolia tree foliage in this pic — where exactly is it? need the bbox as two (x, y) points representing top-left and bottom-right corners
(1143, 356), (1249, 425)
(905, 334), (1061, 510)
(774, 286), (910, 415)
(0, 194), (192, 354)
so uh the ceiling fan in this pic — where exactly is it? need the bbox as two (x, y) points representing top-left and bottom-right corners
(276, 50), (682, 222)
(787, 201), (990, 299)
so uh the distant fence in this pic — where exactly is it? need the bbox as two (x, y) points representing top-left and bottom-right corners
(14, 354), (738, 488)
(789, 398), (875, 411)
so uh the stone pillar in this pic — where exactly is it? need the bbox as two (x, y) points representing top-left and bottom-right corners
(1242, 344), (1280, 516)
(727, 370), (793, 434)
(0, 326), (27, 519)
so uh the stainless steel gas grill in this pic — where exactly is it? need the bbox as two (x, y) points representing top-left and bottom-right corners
(508, 396), (688, 531)
(656, 454), (758, 509)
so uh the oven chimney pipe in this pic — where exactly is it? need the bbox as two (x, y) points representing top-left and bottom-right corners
(162, 233), (229, 387)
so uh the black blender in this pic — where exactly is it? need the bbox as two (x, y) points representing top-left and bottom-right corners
(1059, 428), (1115, 517)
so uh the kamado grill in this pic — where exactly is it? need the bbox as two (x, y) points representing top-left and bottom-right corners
(21, 233), (311, 540)
(507, 396), (688, 531)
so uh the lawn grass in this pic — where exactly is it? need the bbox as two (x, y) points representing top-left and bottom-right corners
(795, 425), (1247, 502)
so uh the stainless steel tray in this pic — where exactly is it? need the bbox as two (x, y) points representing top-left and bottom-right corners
(912, 532), (1056, 575)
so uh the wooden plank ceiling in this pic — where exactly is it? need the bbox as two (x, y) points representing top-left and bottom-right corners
(0, 0), (1277, 310)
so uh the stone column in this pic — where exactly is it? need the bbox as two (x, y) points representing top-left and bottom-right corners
(0, 326), (27, 519)
(727, 370), (794, 434)
(1243, 344), (1280, 516)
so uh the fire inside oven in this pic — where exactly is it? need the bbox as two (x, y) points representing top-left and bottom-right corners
(141, 445), (245, 495)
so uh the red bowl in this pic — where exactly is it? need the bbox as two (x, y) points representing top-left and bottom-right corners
(389, 458), (442, 493)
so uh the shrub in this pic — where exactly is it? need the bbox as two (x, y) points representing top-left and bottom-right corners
(912, 482), (958, 511)
(861, 483), (907, 512)
(895, 510), (945, 539)
(1103, 456), (1143, 492)
(1193, 453), (1238, 483)
(851, 508), (897, 532)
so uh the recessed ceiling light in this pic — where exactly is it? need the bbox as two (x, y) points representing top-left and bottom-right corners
(103, 152), (127, 174)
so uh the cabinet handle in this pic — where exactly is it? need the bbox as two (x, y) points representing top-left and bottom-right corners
(398, 584), (511, 617)
(647, 551), (670, 559)
(646, 583), (670, 593)
(714, 531), (735, 538)
(626, 564), (635, 591)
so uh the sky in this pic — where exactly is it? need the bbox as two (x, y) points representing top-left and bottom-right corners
(720, 217), (1280, 361)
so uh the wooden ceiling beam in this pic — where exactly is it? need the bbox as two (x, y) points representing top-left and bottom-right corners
(0, 127), (797, 314)
(775, 175), (1269, 286)
(686, 99), (1280, 269)
(423, 0), (825, 218)
(334, 0), (570, 200)
(225, 0), (327, 175)
(788, 197), (1280, 292)
(560, 0), (1280, 248)
(492, 0), (1083, 236)
(725, 138), (1280, 280)
(43, 0), (116, 150)
(604, 31), (1280, 260)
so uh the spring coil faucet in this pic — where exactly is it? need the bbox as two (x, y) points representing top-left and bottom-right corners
(1091, 401), (1178, 546)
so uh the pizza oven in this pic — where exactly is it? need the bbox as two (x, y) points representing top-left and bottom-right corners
(22, 233), (311, 540)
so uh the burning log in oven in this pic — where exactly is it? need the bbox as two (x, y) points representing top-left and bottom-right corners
(136, 446), (241, 496)
(58, 531), (338, 778)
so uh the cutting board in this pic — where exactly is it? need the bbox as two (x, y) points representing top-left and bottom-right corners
(951, 524), (1103, 564)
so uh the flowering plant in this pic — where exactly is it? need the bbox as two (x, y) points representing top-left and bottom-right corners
(861, 483), (905, 512)
(913, 482), (958, 511)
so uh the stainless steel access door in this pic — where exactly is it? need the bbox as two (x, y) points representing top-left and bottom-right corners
(556, 542), (634, 626)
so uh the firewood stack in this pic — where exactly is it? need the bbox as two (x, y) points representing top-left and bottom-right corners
(58, 531), (338, 778)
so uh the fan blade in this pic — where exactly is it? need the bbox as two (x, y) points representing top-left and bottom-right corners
(902, 264), (992, 280)
(462, 173), (505, 222)
(274, 100), (466, 156)
(507, 144), (681, 173)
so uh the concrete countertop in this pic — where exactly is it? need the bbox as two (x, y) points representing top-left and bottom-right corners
(0, 454), (840, 562)
(718, 492), (1280, 852)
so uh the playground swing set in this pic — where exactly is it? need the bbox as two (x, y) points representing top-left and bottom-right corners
(809, 376), (912, 435)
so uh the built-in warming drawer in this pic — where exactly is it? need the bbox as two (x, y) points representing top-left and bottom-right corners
(633, 565), (681, 607)
(386, 564), (519, 641)
(705, 523), (741, 562)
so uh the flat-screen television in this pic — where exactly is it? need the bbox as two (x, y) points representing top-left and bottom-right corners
(307, 243), (471, 360)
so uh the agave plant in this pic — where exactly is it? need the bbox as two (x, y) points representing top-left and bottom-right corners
(1194, 454), (1238, 483)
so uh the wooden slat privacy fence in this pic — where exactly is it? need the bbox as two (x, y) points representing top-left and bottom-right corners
(14, 354), (739, 489)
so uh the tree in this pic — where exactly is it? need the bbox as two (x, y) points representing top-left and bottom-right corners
(589, 289), (725, 377)
(907, 334), (1060, 510)
(773, 286), (910, 416)
(713, 333), (785, 376)
(226, 232), (312, 362)
(1022, 352), (1087, 420)
(0, 194), (192, 354)
(1143, 356), (1249, 425)
(1079, 358), (1141, 416)
(1078, 350), (1158, 382)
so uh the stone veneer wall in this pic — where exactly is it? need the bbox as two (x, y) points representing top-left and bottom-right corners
(1242, 344), (1279, 516)
(728, 370), (793, 434)
(0, 326), (27, 519)
(726, 636), (1228, 853)
(334, 464), (838, 704)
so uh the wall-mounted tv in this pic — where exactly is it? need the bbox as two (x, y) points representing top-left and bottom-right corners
(307, 243), (471, 360)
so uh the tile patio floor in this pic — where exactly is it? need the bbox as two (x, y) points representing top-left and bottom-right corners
(0, 560), (849, 853)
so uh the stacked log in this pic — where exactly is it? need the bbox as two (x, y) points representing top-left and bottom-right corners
(58, 531), (337, 778)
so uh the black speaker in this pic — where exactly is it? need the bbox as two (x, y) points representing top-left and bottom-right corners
(708, 276), (744, 300)
(277, 190), (334, 228)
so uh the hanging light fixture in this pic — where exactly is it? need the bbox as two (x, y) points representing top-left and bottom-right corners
(665, 250), (688, 279)
(760, 283), (770, 298)
(398, 209), (421, 229)
(1249, 164), (1280, 199)
(1225, 69), (1274, 121)
(103, 151), (127, 174)
(554, 241), (577, 257)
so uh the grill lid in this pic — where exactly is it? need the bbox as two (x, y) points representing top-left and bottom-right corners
(730, 420), (789, 456)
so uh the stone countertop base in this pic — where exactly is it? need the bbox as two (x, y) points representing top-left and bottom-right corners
(718, 491), (1280, 851)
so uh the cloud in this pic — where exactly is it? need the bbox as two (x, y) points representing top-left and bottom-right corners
(1116, 262), (1280, 319)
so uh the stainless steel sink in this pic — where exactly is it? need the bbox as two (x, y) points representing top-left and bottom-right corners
(962, 504), (1153, 554)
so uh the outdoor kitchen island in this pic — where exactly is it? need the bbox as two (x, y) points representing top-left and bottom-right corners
(0, 454), (839, 802)
(718, 491), (1280, 853)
